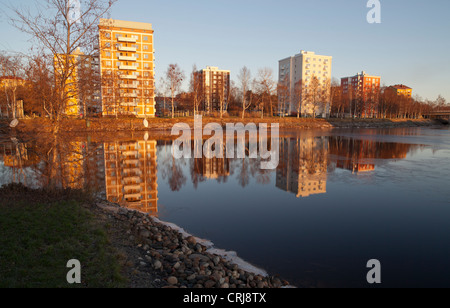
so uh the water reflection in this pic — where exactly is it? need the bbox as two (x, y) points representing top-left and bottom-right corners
(0, 133), (421, 206)
(328, 136), (413, 174)
(276, 136), (328, 198)
(2, 128), (448, 287)
(104, 140), (158, 215)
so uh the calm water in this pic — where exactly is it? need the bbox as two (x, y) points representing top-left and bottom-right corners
(1, 127), (450, 287)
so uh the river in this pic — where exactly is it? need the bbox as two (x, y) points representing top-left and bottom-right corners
(1, 126), (449, 287)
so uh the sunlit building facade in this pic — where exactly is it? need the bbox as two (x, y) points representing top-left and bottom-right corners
(99, 19), (155, 118)
(341, 71), (381, 117)
(279, 50), (332, 117)
(388, 84), (413, 98)
(54, 48), (101, 117)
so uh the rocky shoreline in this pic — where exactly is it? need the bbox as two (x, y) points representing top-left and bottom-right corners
(95, 201), (292, 288)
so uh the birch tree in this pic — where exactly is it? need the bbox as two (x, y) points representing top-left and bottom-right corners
(238, 66), (252, 119)
(8, 0), (116, 134)
(165, 64), (185, 119)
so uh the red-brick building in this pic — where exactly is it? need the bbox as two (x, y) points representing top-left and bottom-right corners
(341, 71), (381, 118)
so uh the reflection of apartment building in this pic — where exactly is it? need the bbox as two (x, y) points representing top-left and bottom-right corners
(336, 161), (375, 173)
(104, 140), (158, 215)
(54, 48), (101, 116)
(276, 137), (328, 198)
(341, 71), (381, 117)
(55, 142), (84, 189)
(83, 142), (106, 193)
(279, 51), (332, 117)
(193, 157), (230, 180)
(99, 19), (155, 118)
(1, 142), (39, 168)
(329, 137), (413, 174)
(194, 66), (231, 113)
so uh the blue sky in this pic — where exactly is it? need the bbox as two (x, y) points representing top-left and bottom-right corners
(1, 0), (449, 101)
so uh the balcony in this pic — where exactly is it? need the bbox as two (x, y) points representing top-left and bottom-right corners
(121, 93), (138, 98)
(122, 151), (138, 156)
(118, 46), (137, 52)
(119, 65), (137, 70)
(120, 83), (138, 89)
(124, 176), (141, 183)
(119, 55), (137, 61)
(124, 193), (141, 200)
(124, 185), (142, 191)
(124, 159), (139, 165)
(118, 37), (137, 43)
(123, 168), (141, 173)
(120, 75), (137, 80)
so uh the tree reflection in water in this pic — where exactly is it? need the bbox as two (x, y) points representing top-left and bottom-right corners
(0, 131), (423, 214)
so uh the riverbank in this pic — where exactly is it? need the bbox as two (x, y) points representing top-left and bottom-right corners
(0, 184), (291, 288)
(1, 117), (443, 135)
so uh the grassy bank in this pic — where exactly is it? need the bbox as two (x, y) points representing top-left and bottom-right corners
(2, 117), (443, 135)
(0, 184), (125, 288)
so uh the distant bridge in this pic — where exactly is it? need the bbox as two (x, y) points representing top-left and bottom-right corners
(424, 111), (450, 124)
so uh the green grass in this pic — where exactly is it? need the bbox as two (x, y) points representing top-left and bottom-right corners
(0, 185), (126, 288)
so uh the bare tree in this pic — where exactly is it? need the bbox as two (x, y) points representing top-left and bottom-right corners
(216, 74), (230, 119)
(237, 66), (252, 119)
(25, 54), (57, 118)
(0, 54), (26, 119)
(77, 53), (101, 120)
(189, 65), (203, 116)
(277, 75), (290, 118)
(293, 79), (305, 118)
(165, 64), (185, 119)
(321, 78), (331, 118)
(101, 69), (123, 118)
(8, 0), (116, 134)
(156, 76), (170, 117)
(307, 76), (321, 118)
(255, 67), (276, 118)
(330, 78), (344, 118)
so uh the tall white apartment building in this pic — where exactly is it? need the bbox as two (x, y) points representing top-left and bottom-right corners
(278, 50), (332, 117)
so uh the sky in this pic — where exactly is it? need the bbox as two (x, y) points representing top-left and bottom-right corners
(0, 0), (449, 102)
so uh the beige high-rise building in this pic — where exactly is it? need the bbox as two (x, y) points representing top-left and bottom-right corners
(54, 48), (101, 117)
(98, 19), (155, 118)
(279, 51), (332, 117)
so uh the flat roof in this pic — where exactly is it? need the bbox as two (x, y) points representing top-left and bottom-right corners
(391, 84), (412, 90)
(99, 19), (153, 31)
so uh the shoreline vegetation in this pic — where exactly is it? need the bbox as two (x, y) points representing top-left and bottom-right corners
(0, 184), (291, 288)
(1, 117), (445, 136)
